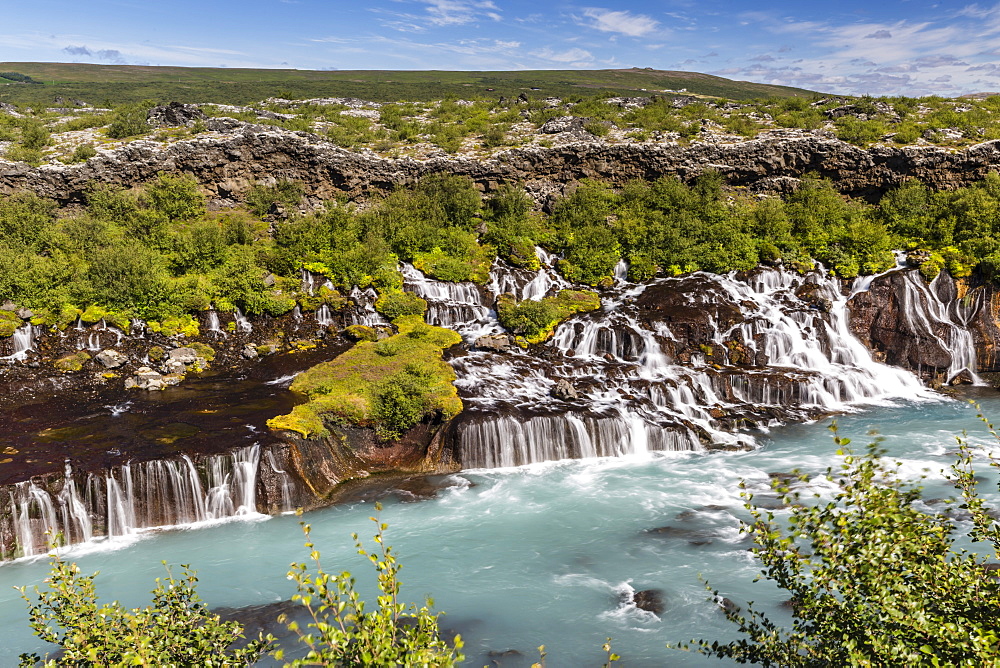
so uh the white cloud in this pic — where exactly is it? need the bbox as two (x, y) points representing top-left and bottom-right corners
(421, 0), (501, 26)
(582, 8), (660, 37)
(531, 46), (594, 65)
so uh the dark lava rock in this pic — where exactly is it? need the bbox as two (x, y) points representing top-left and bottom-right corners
(717, 596), (740, 614)
(551, 378), (580, 401)
(631, 589), (666, 615)
(147, 101), (206, 128)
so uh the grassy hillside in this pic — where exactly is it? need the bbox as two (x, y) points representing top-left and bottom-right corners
(0, 63), (818, 106)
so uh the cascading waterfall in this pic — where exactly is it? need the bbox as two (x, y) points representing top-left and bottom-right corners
(3, 324), (35, 360)
(436, 265), (940, 470)
(2, 445), (264, 559)
(347, 287), (389, 327)
(234, 308), (253, 333)
(402, 263), (494, 340)
(316, 304), (334, 326)
(206, 310), (225, 337)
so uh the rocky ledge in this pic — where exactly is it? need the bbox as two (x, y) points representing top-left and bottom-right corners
(2, 124), (1000, 208)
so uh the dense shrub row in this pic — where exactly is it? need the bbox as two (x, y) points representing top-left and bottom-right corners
(4, 171), (1000, 333)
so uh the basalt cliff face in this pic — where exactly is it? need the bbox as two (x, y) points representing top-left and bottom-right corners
(2, 125), (1000, 207)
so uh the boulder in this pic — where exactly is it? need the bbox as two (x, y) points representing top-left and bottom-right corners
(1, 301), (16, 312)
(95, 349), (128, 369)
(167, 347), (199, 365)
(146, 102), (206, 128)
(539, 116), (587, 134)
(126, 366), (166, 390)
(631, 589), (665, 615)
(474, 333), (516, 352)
(15, 307), (33, 320)
(551, 378), (580, 401)
(241, 343), (259, 359)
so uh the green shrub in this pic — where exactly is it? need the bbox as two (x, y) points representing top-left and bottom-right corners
(106, 101), (155, 139)
(674, 429), (1000, 666)
(375, 290), (427, 320)
(71, 143), (97, 162)
(19, 558), (271, 665)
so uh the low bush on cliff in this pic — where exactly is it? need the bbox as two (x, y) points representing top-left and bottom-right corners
(497, 290), (602, 344)
(267, 316), (462, 439)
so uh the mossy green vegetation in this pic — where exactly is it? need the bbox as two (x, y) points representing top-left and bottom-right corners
(0, 310), (20, 337)
(267, 316), (463, 439)
(7, 169), (1000, 344)
(53, 351), (90, 372)
(497, 290), (601, 344)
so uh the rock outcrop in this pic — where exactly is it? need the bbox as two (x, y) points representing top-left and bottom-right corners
(4, 126), (1000, 207)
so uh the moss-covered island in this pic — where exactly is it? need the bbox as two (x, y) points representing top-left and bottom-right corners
(267, 316), (463, 440)
(497, 290), (602, 344)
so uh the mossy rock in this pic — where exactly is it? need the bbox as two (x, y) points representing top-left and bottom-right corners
(497, 289), (601, 344)
(0, 311), (19, 337)
(187, 341), (216, 362)
(148, 346), (165, 361)
(257, 341), (281, 356)
(147, 314), (200, 338)
(268, 315), (462, 439)
(375, 290), (427, 319)
(344, 325), (379, 342)
(54, 351), (91, 372)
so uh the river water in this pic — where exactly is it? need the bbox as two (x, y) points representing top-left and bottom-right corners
(2, 389), (998, 666)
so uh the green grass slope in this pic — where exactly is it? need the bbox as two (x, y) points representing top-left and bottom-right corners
(0, 63), (819, 106)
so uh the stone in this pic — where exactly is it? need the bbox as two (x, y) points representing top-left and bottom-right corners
(95, 349), (127, 369)
(15, 307), (33, 320)
(474, 333), (516, 352)
(539, 116), (587, 134)
(146, 102), (206, 128)
(127, 366), (166, 390)
(551, 378), (580, 401)
(167, 347), (199, 365)
(163, 359), (187, 375)
(717, 596), (740, 614)
(0, 301), (16, 312)
(631, 589), (665, 615)
(242, 343), (259, 359)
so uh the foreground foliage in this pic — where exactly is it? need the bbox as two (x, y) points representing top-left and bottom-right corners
(21, 508), (463, 666)
(674, 423), (1000, 666)
(18, 560), (272, 666)
(276, 507), (464, 666)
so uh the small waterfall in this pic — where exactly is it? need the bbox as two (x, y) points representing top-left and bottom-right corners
(1, 445), (265, 559)
(348, 287), (389, 327)
(402, 264), (493, 340)
(488, 247), (570, 302)
(301, 268), (315, 295)
(10, 481), (59, 557)
(206, 310), (225, 337)
(4, 324), (34, 360)
(234, 308), (252, 333)
(264, 449), (295, 513)
(316, 304), (334, 326)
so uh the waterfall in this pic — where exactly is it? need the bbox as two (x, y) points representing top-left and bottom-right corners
(234, 308), (253, 333)
(347, 287), (389, 327)
(4, 324), (34, 360)
(316, 304), (334, 326)
(488, 247), (570, 302)
(206, 310), (225, 337)
(402, 263), (493, 339)
(450, 265), (939, 470)
(264, 449), (295, 513)
(1, 445), (264, 559)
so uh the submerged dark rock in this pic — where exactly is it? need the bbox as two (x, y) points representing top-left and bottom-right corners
(631, 589), (666, 615)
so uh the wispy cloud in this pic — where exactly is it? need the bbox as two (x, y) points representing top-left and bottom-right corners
(531, 46), (594, 65)
(582, 8), (660, 37)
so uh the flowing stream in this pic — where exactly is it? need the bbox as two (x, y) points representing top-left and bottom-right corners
(0, 394), (998, 665)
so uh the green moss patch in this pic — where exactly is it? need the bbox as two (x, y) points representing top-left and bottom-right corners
(375, 290), (427, 320)
(54, 351), (91, 372)
(0, 311), (20, 338)
(267, 316), (462, 439)
(497, 290), (601, 344)
(147, 314), (200, 338)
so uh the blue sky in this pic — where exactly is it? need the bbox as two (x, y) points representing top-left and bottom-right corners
(2, 1), (1000, 96)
